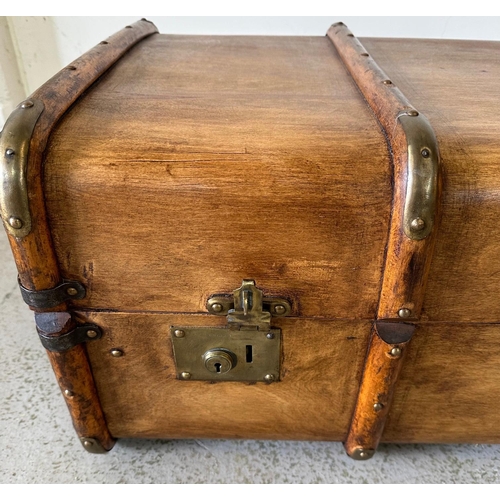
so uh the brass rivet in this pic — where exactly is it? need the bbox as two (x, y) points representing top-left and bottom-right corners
(5, 148), (15, 157)
(347, 33), (354, 37)
(125, 25), (133, 28)
(382, 79), (392, 85)
(353, 448), (375, 460)
(266, 332), (275, 340)
(360, 53), (369, 57)
(407, 110), (419, 116)
(398, 308), (411, 319)
(21, 100), (34, 108)
(66, 287), (78, 296)
(274, 304), (286, 315)
(180, 372), (191, 380)
(66, 65), (77, 70)
(390, 347), (402, 358)
(264, 374), (275, 382)
(110, 349), (123, 357)
(100, 41), (109, 45)
(83, 440), (93, 448)
(421, 148), (431, 158)
(410, 218), (426, 231)
(373, 403), (384, 412)
(8, 217), (23, 229)
(174, 329), (185, 338)
(86, 329), (98, 339)
(211, 303), (223, 313)
(64, 389), (74, 397)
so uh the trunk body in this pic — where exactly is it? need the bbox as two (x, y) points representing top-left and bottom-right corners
(2, 21), (500, 453)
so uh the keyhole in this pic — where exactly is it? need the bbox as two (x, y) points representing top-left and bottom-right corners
(214, 363), (222, 373)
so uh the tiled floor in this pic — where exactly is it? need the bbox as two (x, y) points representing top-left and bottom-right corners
(0, 231), (499, 484)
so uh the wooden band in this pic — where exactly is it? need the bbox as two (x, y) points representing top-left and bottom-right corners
(4, 19), (158, 451)
(10, 19), (158, 289)
(343, 322), (414, 459)
(327, 23), (441, 458)
(327, 22), (441, 320)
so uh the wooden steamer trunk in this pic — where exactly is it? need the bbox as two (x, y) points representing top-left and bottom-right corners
(2, 19), (500, 458)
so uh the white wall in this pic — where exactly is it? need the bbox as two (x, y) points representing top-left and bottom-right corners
(1, 16), (500, 125)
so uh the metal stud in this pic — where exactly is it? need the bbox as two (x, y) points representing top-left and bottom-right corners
(210, 303), (223, 313)
(264, 374), (275, 382)
(351, 448), (375, 460)
(180, 372), (191, 380)
(421, 148), (431, 158)
(360, 53), (369, 57)
(5, 148), (15, 157)
(274, 304), (286, 315)
(407, 110), (419, 116)
(64, 389), (74, 397)
(398, 308), (411, 319)
(66, 287), (79, 296)
(410, 217), (426, 231)
(174, 329), (185, 338)
(80, 437), (107, 454)
(86, 329), (98, 339)
(382, 79), (392, 85)
(266, 332), (275, 340)
(21, 100), (34, 109)
(373, 402), (384, 412)
(8, 217), (23, 229)
(110, 349), (123, 357)
(390, 347), (402, 358)
(82, 440), (93, 449)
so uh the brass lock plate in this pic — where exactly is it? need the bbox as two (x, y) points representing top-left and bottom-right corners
(170, 326), (281, 382)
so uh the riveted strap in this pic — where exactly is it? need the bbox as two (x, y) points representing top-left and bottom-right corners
(327, 23), (442, 459)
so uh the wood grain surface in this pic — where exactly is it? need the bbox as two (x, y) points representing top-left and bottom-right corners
(384, 322), (500, 443)
(83, 312), (370, 440)
(43, 35), (391, 319)
(80, 311), (500, 443)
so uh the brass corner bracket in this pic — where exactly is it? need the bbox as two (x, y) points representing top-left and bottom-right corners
(398, 111), (440, 241)
(0, 99), (44, 238)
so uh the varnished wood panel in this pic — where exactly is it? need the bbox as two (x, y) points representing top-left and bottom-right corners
(84, 312), (500, 443)
(43, 35), (391, 319)
(361, 38), (500, 322)
(83, 312), (371, 440)
(384, 323), (500, 443)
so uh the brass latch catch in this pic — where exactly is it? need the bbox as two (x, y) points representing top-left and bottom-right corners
(171, 280), (291, 382)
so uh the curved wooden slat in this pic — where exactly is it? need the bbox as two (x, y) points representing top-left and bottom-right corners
(2, 19), (159, 452)
(327, 22), (442, 459)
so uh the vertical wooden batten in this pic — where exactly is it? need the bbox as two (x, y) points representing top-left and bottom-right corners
(327, 23), (442, 459)
(0, 19), (158, 452)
